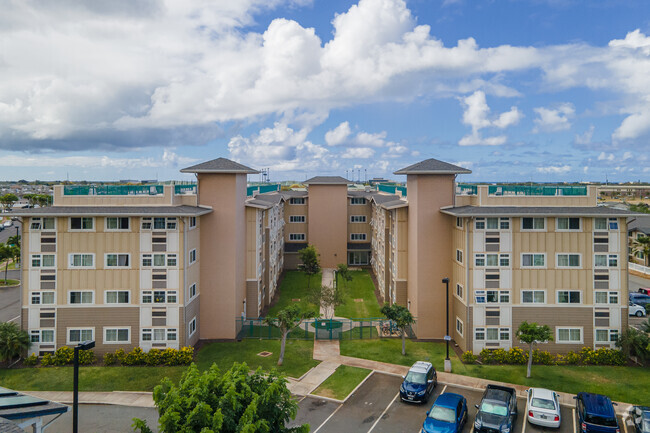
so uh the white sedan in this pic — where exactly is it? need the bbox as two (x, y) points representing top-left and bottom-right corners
(526, 388), (561, 428)
(630, 302), (647, 317)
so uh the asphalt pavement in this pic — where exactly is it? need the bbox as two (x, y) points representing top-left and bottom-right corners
(0, 220), (20, 245)
(41, 404), (159, 433)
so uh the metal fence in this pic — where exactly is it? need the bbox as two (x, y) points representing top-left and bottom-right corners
(235, 317), (416, 341)
(63, 185), (164, 196)
(488, 185), (587, 196)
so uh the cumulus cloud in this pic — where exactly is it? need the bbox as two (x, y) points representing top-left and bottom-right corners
(598, 152), (615, 161)
(325, 122), (352, 146)
(575, 125), (594, 144)
(532, 103), (575, 133)
(458, 91), (521, 146)
(341, 147), (375, 159)
(536, 165), (571, 173)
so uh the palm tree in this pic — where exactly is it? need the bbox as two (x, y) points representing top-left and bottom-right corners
(0, 322), (30, 366)
(0, 244), (11, 284)
(8, 234), (20, 248)
(632, 236), (650, 267)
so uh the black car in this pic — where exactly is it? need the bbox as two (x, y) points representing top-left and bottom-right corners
(630, 406), (650, 433)
(474, 385), (518, 433)
(575, 392), (619, 433)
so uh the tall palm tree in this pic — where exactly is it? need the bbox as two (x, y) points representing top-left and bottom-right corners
(0, 322), (30, 366)
(8, 234), (20, 248)
(632, 235), (650, 267)
(0, 243), (12, 283)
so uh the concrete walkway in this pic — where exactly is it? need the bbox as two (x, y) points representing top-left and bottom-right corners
(21, 391), (155, 408)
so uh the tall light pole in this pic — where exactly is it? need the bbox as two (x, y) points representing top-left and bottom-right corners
(442, 278), (451, 372)
(73, 340), (95, 433)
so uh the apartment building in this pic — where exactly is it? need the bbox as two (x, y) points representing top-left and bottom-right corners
(16, 157), (636, 355)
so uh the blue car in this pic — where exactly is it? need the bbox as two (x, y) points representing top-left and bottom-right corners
(575, 392), (619, 433)
(422, 393), (468, 433)
(400, 361), (437, 403)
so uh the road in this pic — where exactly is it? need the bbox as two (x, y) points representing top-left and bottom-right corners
(629, 273), (650, 292)
(42, 404), (159, 433)
(0, 219), (20, 245)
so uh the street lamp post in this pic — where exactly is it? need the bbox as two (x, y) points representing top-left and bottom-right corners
(73, 340), (95, 433)
(442, 278), (451, 372)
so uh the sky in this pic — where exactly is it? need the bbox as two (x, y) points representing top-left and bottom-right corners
(1, 0), (649, 183)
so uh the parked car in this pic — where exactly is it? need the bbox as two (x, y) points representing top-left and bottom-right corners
(629, 302), (647, 317)
(630, 293), (650, 309)
(526, 388), (561, 428)
(400, 361), (437, 403)
(574, 392), (619, 433)
(639, 288), (650, 296)
(422, 392), (468, 433)
(474, 384), (518, 433)
(2, 220), (11, 228)
(630, 406), (650, 433)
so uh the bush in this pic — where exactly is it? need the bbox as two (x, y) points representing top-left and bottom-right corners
(122, 347), (146, 366)
(23, 353), (39, 366)
(51, 346), (74, 366)
(145, 348), (162, 366)
(461, 351), (478, 364)
(506, 347), (527, 364)
(39, 346), (96, 367)
(532, 349), (554, 365)
(40, 352), (54, 366)
(78, 349), (96, 365)
(564, 351), (581, 365)
(103, 352), (118, 366)
(478, 346), (624, 366)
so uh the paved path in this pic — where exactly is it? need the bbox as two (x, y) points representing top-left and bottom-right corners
(21, 391), (156, 407)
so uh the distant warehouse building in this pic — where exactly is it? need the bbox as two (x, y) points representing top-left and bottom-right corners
(14, 157), (636, 356)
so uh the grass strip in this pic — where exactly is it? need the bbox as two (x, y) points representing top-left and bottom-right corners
(312, 365), (372, 400)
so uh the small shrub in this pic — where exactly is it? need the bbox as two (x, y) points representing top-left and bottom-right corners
(532, 349), (554, 365)
(462, 351), (478, 364)
(103, 352), (118, 366)
(23, 354), (39, 366)
(115, 348), (127, 364)
(479, 348), (495, 364)
(78, 350), (96, 365)
(40, 353), (53, 367)
(506, 347), (527, 364)
(51, 346), (75, 366)
(564, 351), (581, 365)
(122, 347), (146, 366)
(145, 349), (162, 366)
(177, 346), (194, 365)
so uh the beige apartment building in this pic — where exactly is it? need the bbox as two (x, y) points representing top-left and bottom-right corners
(15, 157), (636, 355)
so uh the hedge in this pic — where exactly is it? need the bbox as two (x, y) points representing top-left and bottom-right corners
(25, 346), (194, 367)
(462, 347), (626, 366)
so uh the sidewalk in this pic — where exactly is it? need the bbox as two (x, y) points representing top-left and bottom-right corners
(20, 391), (155, 407)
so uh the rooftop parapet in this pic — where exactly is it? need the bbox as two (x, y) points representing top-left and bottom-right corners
(454, 184), (597, 207)
(53, 184), (198, 207)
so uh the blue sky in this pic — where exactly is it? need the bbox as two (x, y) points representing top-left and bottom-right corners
(0, 0), (649, 183)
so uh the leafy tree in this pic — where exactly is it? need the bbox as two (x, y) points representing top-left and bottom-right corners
(617, 328), (650, 363)
(336, 263), (352, 289)
(23, 194), (37, 207)
(36, 194), (52, 207)
(0, 243), (14, 284)
(0, 193), (18, 213)
(298, 244), (320, 289)
(265, 305), (317, 366)
(8, 234), (20, 248)
(0, 322), (30, 366)
(380, 304), (415, 356)
(133, 362), (308, 433)
(516, 321), (553, 378)
(632, 235), (650, 267)
(308, 284), (346, 319)
(630, 203), (650, 214)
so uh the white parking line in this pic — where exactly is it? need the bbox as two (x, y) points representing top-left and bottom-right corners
(441, 385), (448, 394)
(572, 408), (577, 433)
(312, 403), (343, 433)
(623, 414), (629, 433)
(521, 398), (528, 433)
(366, 392), (399, 433)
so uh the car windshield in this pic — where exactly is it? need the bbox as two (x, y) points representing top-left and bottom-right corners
(405, 371), (427, 384)
(480, 402), (508, 417)
(643, 420), (650, 431)
(531, 398), (555, 410)
(585, 414), (618, 427)
(428, 405), (456, 423)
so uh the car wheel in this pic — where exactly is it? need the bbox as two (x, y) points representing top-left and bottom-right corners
(637, 311), (644, 317)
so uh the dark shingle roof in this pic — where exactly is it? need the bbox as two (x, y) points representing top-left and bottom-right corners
(10, 206), (212, 217)
(181, 158), (259, 174)
(254, 193), (283, 204)
(441, 206), (636, 217)
(394, 158), (471, 175)
(304, 176), (349, 185)
(381, 199), (408, 209)
(628, 215), (650, 234)
(279, 190), (308, 198)
(371, 193), (401, 205)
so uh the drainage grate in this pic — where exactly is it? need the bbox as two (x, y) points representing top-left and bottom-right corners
(257, 351), (273, 357)
(292, 298), (301, 302)
(354, 298), (364, 303)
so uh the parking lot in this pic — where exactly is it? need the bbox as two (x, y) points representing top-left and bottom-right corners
(291, 372), (622, 433)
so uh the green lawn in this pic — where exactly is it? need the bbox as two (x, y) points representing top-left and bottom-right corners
(0, 279), (19, 287)
(340, 339), (650, 405)
(312, 365), (371, 400)
(335, 270), (382, 318)
(0, 339), (319, 392)
(267, 271), (320, 316)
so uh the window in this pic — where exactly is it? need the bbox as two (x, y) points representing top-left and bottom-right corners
(522, 253), (545, 267)
(594, 254), (618, 267)
(522, 290), (545, 304)
(456, 217), (463, 228)
(142, 217), (176, 230)
(141, 253), (176, 267)
(189, 317), (197, 337)
(499, 328), (510, 341)
(486, 217), (499, 230)
(557, 217), (580, 231)
(289, 215), (306, 223)
(69, 291), (94, 304)
(350, 233), (367, 241)
(456, 283), (463, 299)
(30, 291), (55, 305)
(557, 327), (582, 343)
(289, 233), (305, 241)
(595, 329), (618, 343)
(30, 329), (54, 343)
(70, 217), (94, 230)
(141, 328), (177, 342)
(189, 249), (197, 264)
(475, 253), (510, 267)
(485, 290), (510, 303)
(475, 218), (485, 230)
(189, 217), (196, 228)
(456, 317), (463, 337)
(477, 327), (510, 342)
(557, 291), (581, 304)
(557, 254), (580, 268)
(290, 197), (305, 205)
(189, 283), (197, 299)
(499, 254), (510, 267)
(350, 197), (366, 205)
(522, 217), (545, 230)
(104, 328), (130, 343)
(500, 218), (510, 230)
(456, 249), (463, 264)
(475, 254), (485, 267)
(141, 217), (152, 230)
(142, 290), (177, 304)
(68, 328), (94, 344)
(105, 254), (130, 267)
(475, 290), (487, 303)
(595, 291), (618, 304)
(30, 217), (55, 230)
(105, 291), (130, 304)
(350, 215), (367, 223)
(69, 254), (94, 268)
(106, 217), (129, 230)
(475, 328), (485, 340)
(167, 254), (177, 267)
(30, 254), (55, 268)
(594, 217), (607, 231)
(608, 218), (618, 230)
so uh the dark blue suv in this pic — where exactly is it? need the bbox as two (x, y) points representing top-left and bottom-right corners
(400, 361), (437, 403)
(575, 392), (619, 433)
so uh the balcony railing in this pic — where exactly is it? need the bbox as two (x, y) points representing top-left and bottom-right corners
(488, 185), (587, 196)
(63, 185), (164, 196)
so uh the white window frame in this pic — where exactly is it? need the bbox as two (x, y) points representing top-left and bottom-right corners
(556, 327), (583, 344)
(188, 283), (197, 301)
(608, 218), (618, 230)
(30, 291), (56, 305)
(521, 290), (546, 304)
(475, 327), (485, 340)
(69, 217), (94, 231)
(594, 217), (607, 231)
(105, 290), (130, 304)
(556, 253), (581, 268)
(141, 328), (177, 342)
(521, 253), (546, 268)
(105, 217), (130, 231)
(289, 233), (306, 241)
(68, 253), (95, 269)
(484, 290), (510, 304)
(521, 217), (546, 231)
(475, 290), (487, 303)
(474, 253), (510, 268)
(289, 197), (305, 205)
(556, 217), (581, 231)
(455, 283), (463, 300)
(350, 197), (366, 205)
(141, 290), (177, 304)
(456, 317), (464, 337)
(595, 328), (619, 343)
(67, 327), (94, 345)
(189, 249), (197, 265)
(456, 249), (463, 264)
(30, 329), (55, 343)
(456, 217), (463, 228)
(189, 216), (196, 229)
(556, 290), (582, 304)
(594, 254), (618, 268)
(189, 317), (197, 337)
(475, 218), (485, 230)
(595, 291), (619, 305)
(105, 253), (131, 268)
(103, 327), (131, 344)
(30, 217), (56, 231)
(68, 291), (94, 305)
(30, 254), (56, 269)
(350, 233), (367, 241)
(499, 218), (510, 230)
(289, 215), (306, 223)
(350, 215), (367, 223)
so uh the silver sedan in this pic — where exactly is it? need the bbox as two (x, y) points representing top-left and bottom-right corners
(526, 388), (561, 428)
